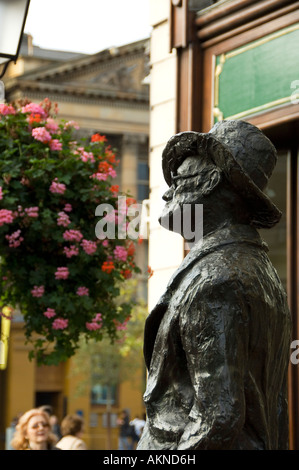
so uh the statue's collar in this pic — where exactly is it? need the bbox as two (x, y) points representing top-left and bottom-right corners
(167, 224), (267, 288)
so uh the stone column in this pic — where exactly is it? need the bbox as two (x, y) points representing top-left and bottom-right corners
(121, 133), (146, 199)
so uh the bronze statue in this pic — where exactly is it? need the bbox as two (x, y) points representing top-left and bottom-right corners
(137, 120), (291, 450)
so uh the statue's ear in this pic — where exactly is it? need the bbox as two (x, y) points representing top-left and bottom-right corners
(200, 168), (222, 196)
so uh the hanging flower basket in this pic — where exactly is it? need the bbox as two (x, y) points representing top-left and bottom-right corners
(0, 98), (141, 365)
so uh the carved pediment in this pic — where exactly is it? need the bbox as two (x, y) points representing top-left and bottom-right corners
(89, 64), (137, 90)
(5, 38), (150, 104)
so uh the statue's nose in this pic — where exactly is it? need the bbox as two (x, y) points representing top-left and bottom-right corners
(162, 187), (174, 202)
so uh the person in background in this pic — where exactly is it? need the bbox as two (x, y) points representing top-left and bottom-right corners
(6, 413), (22, 450)
(11, 408), (59, 450)
(117, 409), (133, 450)
(56, 414), (87, 450)
(130, 414), (146, 448)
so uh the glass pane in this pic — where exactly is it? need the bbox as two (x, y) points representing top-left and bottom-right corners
(91, 383), (117, 406)
(189, 0), (223, 11)
(137, 184), (149, 201)
(0, 0), (28, 56)
(138, 161), (149, 181)
(259, 151), (287, 288)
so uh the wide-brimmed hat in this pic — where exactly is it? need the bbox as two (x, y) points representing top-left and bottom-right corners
(161, 120), (282, 229)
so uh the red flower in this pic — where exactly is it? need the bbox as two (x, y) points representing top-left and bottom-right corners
(98, 161), (111, 173)
(126, 197), (137, 206)
(107, 154), (116, 164)
(121, 269), (132, 279)
(147, 266), (154, 279)
(101, 260), (115, 274)
(110, 185), (119, 194)
(91, 133), (107, 143)
(29, 113), (42, 124)
(127, 241), (135, 257)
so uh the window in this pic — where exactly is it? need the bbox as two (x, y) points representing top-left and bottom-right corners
(137, 161), (149, 201)
(189, 0), (220, 11)
(259, 151), (287, 288)
(91, 382), (117, 406)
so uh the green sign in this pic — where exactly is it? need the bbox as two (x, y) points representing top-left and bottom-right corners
(214, 24), (299, 121)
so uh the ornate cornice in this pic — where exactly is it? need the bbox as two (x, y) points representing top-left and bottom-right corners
(5, 37), (150, 110)
(20, 38), (149, 82)
(7, 86), (149, 111)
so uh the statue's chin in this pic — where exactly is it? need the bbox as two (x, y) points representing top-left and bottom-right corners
(159, 204), (202, 246)
(158, 214), (173, 232)
(158, 208), (182, 235)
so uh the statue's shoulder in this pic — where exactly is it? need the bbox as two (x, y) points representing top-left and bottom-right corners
(184, 238), (265, 293)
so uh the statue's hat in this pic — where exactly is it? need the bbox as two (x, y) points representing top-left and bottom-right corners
(162, 120), (282, 229)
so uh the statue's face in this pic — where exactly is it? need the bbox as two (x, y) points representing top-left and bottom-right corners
(159, 156), (206, 236)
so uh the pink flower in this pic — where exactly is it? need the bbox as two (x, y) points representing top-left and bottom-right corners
(49, 139), (62, 151)
(52, 318), (68, 330)
(114, 317), (129, 331)
(50, 178), (66, 195)
(57, 211), (70, 227)
(43, 308), (56, 319)
(86, 322), (102, 331)
(25, 206), (39, 218)
(21, 177), (30, 186)
(113, 245), (128, 262)
(86, 313), (103, 331)
(0, 209), (14, 226)
(93, 313), (102, 323)
(63, 229), (83, 242)
(75, 147), (95, 163)
(108, 168), (117, 178)
(81, 151), (95, 163)
(63, 245), (79, 258)
(63, 204), (72, 212)
(55, 267), (69, 280)
(32, 127), (51, 143)
(90, 172), (107, 181)
(14, 205), (25, 217)
(45, 118), (59, 133)
(76, 286), (89, 296)
(0, 187), (3, 200)
(31, 285), (45, 298)
(64, 120), (79, 130)
(81, 239), (97, 255)
(0, 104), (16, 115)
(22, 103), (46, 118)
(102, 239), (109, 247)
(5, 229), (24, 248)
(85, 313), (103, 331)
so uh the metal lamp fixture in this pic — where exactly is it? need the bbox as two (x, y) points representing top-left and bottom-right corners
(0, 0), (31, 79)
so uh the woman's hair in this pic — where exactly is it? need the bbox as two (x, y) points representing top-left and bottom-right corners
(60, 414), (84, 437)
(11, 408), (57, 450)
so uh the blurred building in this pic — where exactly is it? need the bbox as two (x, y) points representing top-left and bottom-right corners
(0, 34), (149, 450)
(148, 0), (299, 449)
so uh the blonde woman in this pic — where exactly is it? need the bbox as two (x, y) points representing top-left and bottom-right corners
(11, 408), (59, 450)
